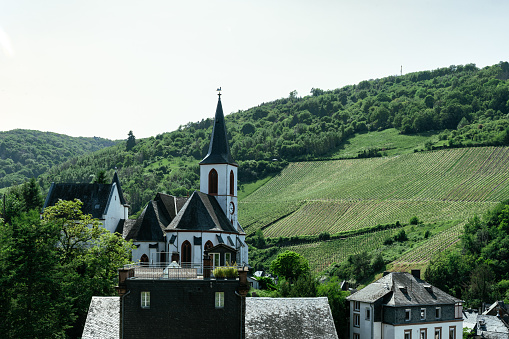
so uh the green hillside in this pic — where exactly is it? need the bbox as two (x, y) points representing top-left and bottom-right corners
(30, 62), (509, 215)
(241, 147), (509, 271)
(0, 129), (116, 188)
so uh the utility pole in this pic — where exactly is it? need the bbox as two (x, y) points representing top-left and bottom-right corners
(401, 65), (403, 76)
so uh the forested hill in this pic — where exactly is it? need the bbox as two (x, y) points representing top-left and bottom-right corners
(0, 130), (116, 188)
(31, 62), (509, 214)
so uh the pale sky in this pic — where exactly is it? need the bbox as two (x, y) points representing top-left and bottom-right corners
(1, 0), (507, 140)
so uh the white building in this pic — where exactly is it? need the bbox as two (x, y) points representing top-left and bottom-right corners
(346, 271), (463, 339)
(121, 94), (248, 267)
(43, 172), (129, 233)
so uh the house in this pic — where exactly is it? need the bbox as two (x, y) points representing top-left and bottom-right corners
(82, 265), (338, 339)
(346, 270), (463, 339)
(43, 171), (129, 233)
(463, 301), (509, 338)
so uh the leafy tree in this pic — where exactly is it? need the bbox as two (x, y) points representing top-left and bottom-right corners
(0, 211), (70, 338)
(270, 250), (309, 282)
(93, 170), (108, 184)
(126, 130), (136, 151)
(41, 199), (134, 337)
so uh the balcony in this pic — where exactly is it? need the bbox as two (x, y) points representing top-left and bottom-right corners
(119, 261), (247, 281)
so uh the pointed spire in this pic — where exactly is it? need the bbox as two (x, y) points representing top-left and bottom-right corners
(200, 95), (236, 165)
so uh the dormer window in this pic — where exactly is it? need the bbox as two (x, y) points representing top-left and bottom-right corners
(405, 309), (411, 321)
(420, 308), (426, 320)
(209, 169), (218, 195)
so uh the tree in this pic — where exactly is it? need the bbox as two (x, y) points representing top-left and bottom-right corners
(41, 199), (135, 337)
(126, 130), (136, 151)
(270, 250), (309, 282)
(0, 211), (70, 338)
(93, 170), (108, 184)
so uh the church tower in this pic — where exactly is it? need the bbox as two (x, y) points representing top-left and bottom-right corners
(200, 93), (239, 230)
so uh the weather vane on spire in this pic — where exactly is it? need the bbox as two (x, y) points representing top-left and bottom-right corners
(217, 86), (222, 98)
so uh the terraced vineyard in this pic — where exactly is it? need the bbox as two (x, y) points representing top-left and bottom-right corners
(239, 147), (509, 238)
(283, 228), (398, 273)
(389, 222), (465, 272)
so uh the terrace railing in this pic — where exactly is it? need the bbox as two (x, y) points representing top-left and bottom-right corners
(122, 262), (244, 280)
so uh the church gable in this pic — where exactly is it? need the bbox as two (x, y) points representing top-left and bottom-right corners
(43, 182), (113, 219)
(166, 191), (237, 233)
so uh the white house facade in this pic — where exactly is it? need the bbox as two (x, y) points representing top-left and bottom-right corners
(347, 271), (463, 339)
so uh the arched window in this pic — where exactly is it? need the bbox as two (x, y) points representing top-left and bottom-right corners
(140, 254), (149, 266)
(204, 240), (213, 251)
(230, 170), (234, 196)
(209, 169), (218, 195)
(181, 241), (191, 266)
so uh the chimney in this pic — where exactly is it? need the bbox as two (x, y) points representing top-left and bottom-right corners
(411, 269), (421, 279)
(237, 266), (250, 339)
(116, 267), (134, 297)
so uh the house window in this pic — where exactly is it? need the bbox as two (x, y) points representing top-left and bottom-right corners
(405, 309), (411, 321)
(435, 307), (441, 319)
(141, 291), (150, 308)
(353, 334), (360, 339)
(208, 169), (218, 195)
(434, 327), (442, 339)
(454, 302), (462, 319)
(225, 253), (231, 265)
(420, 308), (426, 320)
(404, 329), (412, 339)
(449, 326), (455, 339)
(353, 313), (360, 327)
(354, 301), (360, 311)
(215, 292), (224, 308)
(210, 253), (220, 268)
(229, 170), (234, 195)
(420, 329), (427, 339)
(365, 307), (370, 320)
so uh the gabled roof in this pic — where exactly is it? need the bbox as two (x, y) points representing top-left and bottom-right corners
(204, 243), (237, 253)
(43, 183), (113, 219)
(82, 297), (119, 339)
(245, 297), (338, 339)
(122, 193), (185, 241)
(42, 173), (127, 218)
(112, 171), (126, 205)
(165, 191), (239, 233)
(347, 272), (462, 306)
(200, 97), (236, 165)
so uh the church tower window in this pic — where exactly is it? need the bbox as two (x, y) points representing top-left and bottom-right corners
(209, 169), (218, 195)
(230, 170), (234, 196)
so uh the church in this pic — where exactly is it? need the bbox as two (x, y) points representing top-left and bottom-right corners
(44, 93), (248, 268)
(120, 93), (248, 267)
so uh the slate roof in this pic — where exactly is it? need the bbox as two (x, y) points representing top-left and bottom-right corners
(165, 191), (240, 234)
(200, 97), (236, 165)
(245, 297), (338, 339)
(43, 173), (127, 219)
(43, 183), (114, 219)
(82, 296), (119, 339)
(476, 314), (509, 338)
(122, 193), (185, 241)
(82, 296), (338, 339)
(347, 272), (462, 306)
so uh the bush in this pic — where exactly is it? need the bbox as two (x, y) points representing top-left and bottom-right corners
(410, 216), (420, 225)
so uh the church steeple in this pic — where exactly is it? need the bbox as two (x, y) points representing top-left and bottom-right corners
(200, 94), (236, 165)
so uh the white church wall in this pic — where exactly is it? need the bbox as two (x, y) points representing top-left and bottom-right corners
(102, 185), (125, 233)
